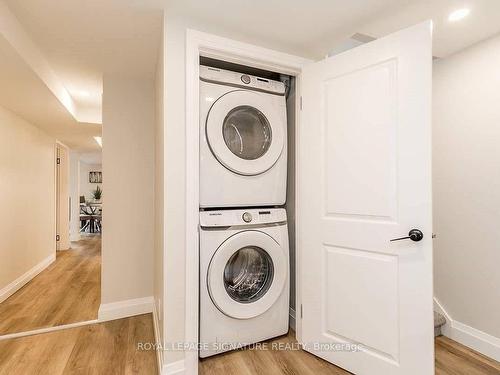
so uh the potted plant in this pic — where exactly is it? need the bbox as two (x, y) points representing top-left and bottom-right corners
(93, 185), (102, 202)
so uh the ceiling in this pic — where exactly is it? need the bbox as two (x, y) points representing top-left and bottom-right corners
(1, 0), (500, 152)
(163, 0), (500, 59)
(1, 0), (163, 151)
(0, 32), (101, 151)
(80, 152), (102, 165)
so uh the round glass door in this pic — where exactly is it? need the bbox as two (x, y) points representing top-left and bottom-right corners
(223, 246), (274, 303)
(205, 90), (285, 176)
(207, 230), (287, 319)
(222, 106), (272, 160)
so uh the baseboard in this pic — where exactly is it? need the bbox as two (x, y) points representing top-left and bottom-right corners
(98, 296), (154, 322)
(0, 319), (99, 341)
(433, 297), (452, 336)
(152, 299), (164, 375)
(0, 253), (55, 303)
(289, 307), (296, 331)
(447, 320), (500, 362)
(434, 297), (500, 362)
(162, 359), (185, 375)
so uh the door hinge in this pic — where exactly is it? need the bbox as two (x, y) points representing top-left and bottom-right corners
(56, 157), (61, 165)
(56, 234), (60, 241)
(300, 304), (303, 319)
(300, 96), (303, 110)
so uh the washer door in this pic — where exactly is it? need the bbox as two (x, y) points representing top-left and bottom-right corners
(208, 230), (287, 319)
(206, 90), (285, 176)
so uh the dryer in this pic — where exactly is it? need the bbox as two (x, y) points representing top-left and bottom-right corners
(199, 208), (289, 358)
(200, 66), (287, 208)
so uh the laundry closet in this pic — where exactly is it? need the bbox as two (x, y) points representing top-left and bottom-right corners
(188, 22), (434, 375)
(197, 56), (298, 358)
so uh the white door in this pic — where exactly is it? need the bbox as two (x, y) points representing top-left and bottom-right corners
(298, 22), (433, 375)
(56, 144), (70, 250)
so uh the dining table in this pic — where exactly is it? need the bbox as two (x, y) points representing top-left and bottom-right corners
(80, 202), (102, 233)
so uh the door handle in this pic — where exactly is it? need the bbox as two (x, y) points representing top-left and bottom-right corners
(390, 229), (424, 242)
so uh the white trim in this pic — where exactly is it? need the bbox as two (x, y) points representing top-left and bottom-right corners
(163, 359), (185, 375)
(0, 297), (156, 341)
(0, 253), (55, 304)
(448, 321), (500, 362)
(434, 297), (500, 362)
(433, 297), (452, 336)
(0, 319), (98, 341)
(185, 29), (312, 375)
(289, 307), (296, 331)
(152, 299), (164, 375)
(98, 296), (154, 322)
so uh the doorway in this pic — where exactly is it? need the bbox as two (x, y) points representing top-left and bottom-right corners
(186, 23), (434, 375)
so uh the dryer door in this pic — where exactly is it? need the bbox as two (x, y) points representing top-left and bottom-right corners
(206, 90), (285, 176)
(208, 230), (287, 319)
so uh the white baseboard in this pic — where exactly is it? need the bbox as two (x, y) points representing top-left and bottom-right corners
(0, 319), (98, 341)
(152, 299), (164, 375)
(163, 359), (185, 375)
(434, 297), (500, 362)
(0, 253), (55, 303)
(289, 307), (296, 331)
(447, 320), (500, 362)
(433, 297), (452, 336)
(98, 296), (154, 322)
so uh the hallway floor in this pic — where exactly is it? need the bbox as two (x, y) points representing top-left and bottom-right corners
(0, 236), (101, 335)
(0, 314), (157, 375)
(200, 331), (500, 375)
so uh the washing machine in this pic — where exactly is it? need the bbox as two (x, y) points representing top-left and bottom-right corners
(199, 208), (289, 358)
(200, 65), (287, 208)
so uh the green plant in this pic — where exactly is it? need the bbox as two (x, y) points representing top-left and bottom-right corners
(93, 185), (102, 200)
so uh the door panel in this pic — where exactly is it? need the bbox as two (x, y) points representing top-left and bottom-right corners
(56, 144), (70, 251)
(299, 22), (433, 375)
(324, 59), (397, 220)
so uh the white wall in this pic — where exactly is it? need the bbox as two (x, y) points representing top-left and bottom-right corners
(433, 35), (500, 342)
(101, 74), (155, 305)
(0, 105), (55, 293)
(162, 18), (187, 365)
(79, 161), (102, 201)
(154, 18), (166, 354)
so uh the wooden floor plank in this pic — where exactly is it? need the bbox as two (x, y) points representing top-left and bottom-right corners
(0, 236), (101, 335)
(0, 314), (157, 375)
(200, 332), (500, 375)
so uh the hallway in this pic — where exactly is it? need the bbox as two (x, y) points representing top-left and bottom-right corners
(0, 236), (101, 335)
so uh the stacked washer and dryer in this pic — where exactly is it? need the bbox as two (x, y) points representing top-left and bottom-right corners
(199, 65), (290, 358)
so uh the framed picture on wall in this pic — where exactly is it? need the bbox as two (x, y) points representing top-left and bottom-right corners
(89, 171), (102, 183)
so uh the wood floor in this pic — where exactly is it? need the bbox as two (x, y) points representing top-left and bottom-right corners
(0, 317), (498, 375)
(0, 236), (101, 335)
(200, 332), (500, 375)
(0, 314), (157, 375)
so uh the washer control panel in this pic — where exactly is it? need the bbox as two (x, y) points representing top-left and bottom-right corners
(200, 208), (286, 227)
(200, 65), (286, 95)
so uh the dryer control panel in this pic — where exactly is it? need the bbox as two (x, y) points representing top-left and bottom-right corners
(200, 65), (286, 95)
(200, 208), (287, 228)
